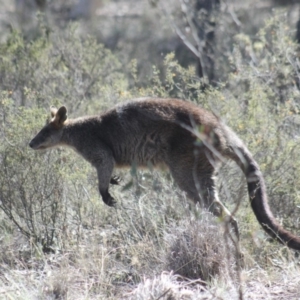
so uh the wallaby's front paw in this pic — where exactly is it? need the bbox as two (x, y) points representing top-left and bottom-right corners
(103, 194), (117, 207)
(100, 189), (117, 207)
(110, 175), (121, 185)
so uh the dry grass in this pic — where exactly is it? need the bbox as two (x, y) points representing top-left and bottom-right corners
(0, 198), (299, 299)
(164, 213), (238, 282)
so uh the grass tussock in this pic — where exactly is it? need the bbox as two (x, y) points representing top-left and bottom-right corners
(165, 213), (237, 282)
(124, 272), (209, 300)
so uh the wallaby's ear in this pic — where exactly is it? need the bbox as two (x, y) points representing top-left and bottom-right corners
(50, 106), (58, 118)
(56, 106), (68, 124)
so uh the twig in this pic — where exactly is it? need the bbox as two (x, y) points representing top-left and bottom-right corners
(158, 0), (206, 78)
(156, 288), (171, 300)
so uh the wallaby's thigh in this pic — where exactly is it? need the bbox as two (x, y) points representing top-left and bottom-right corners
(166, 145), (216, 207)
(167, 148), (239, 237)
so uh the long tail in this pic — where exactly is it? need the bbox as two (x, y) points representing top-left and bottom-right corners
(226, 130), (300, 250)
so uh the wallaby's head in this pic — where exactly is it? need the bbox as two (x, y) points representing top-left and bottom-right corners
(29, 106), (68, 150)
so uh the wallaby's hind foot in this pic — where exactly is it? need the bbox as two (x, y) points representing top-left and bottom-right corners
(210, 200), (239, 239)
(209, 199), (244, 267)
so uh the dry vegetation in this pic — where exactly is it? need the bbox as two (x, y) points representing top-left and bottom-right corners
(0, 0), (300, 299)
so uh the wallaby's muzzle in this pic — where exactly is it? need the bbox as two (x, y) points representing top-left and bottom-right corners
(29, 138), (40, 150)
(29, 134), (48, 150)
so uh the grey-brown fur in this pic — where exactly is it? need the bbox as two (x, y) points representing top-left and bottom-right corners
(29, 98), (300, 250)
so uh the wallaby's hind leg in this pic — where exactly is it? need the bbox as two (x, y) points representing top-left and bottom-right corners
(168, 154), (239, 238)
(196, 174), (240, 239)
(205, 177), (240, 239)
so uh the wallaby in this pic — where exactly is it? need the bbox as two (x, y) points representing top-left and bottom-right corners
(29, 98), (300, 250)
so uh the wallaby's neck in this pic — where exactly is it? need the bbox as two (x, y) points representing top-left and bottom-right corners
(60, 119), (86, 149)
(60, 117), (100, 150)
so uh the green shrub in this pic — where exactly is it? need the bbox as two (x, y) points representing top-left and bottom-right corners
(0, 24), (131, 253)
(0, 24), (126, 112)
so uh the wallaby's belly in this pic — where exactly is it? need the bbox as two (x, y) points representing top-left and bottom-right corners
(113, 130), (168, 168)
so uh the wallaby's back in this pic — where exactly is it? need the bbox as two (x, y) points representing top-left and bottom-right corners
(96, 98), (228, 167)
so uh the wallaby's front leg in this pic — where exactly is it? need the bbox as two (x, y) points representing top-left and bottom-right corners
(93, 149), (116, 207)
